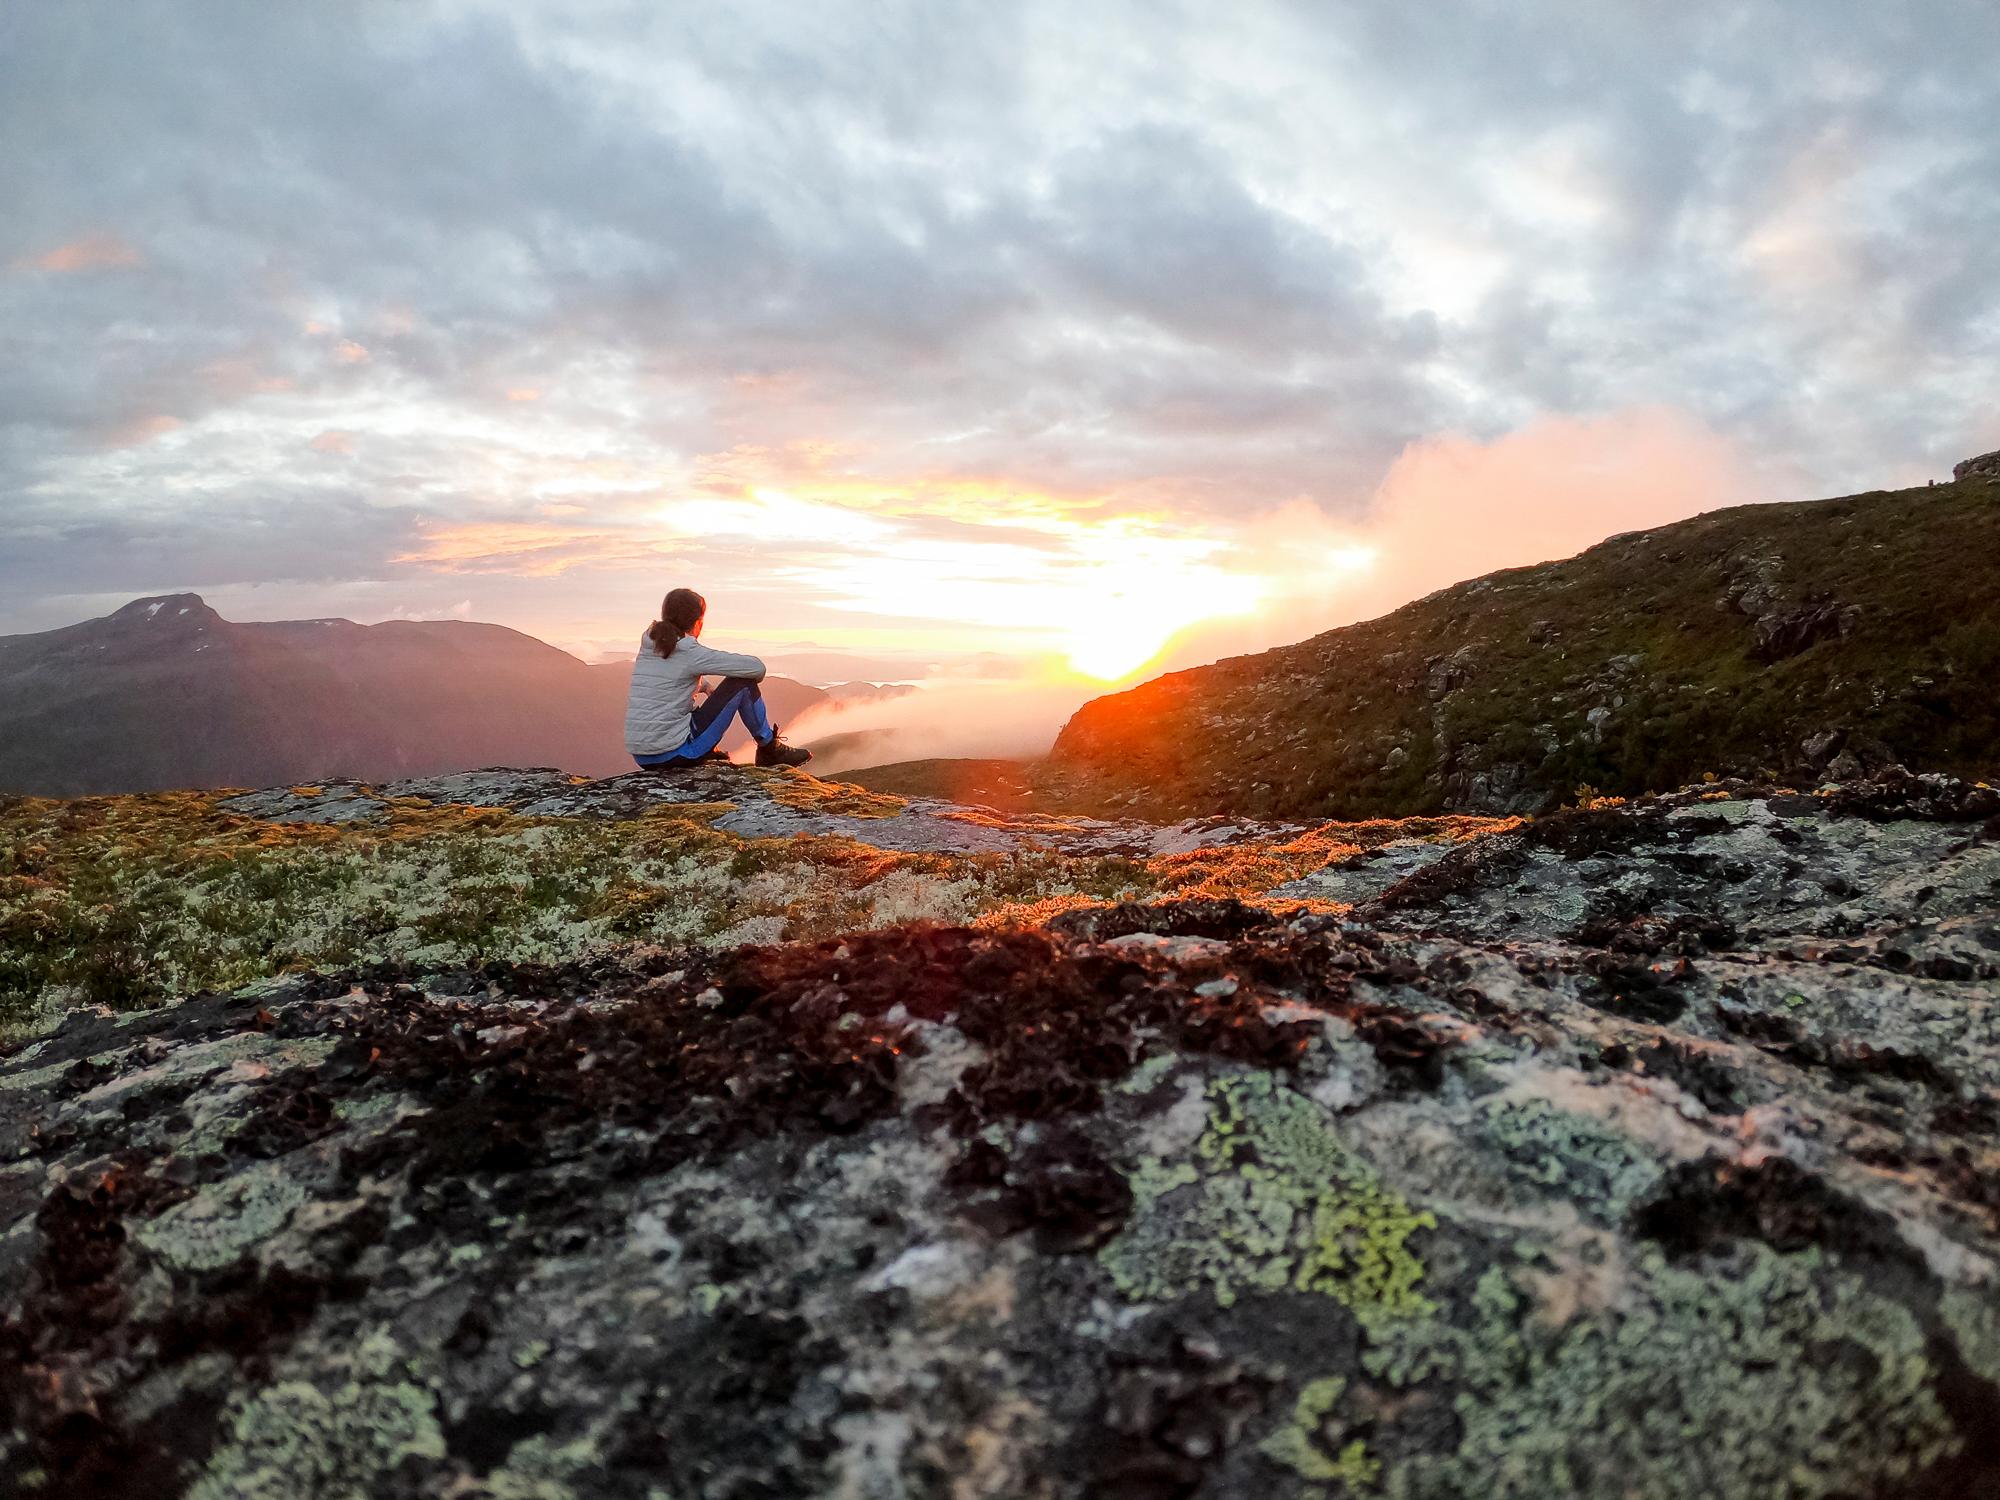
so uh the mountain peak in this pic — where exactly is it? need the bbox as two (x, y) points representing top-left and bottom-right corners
(108, 593), (220, 626)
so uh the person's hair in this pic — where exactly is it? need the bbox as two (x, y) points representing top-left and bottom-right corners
(647, 587), (706, 658)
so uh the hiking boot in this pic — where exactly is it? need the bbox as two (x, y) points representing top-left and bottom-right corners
(755, 732), (812, 768)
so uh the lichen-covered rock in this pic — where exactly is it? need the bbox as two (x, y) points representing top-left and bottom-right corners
(3, 776), (1999, 1497)
(1, 768), (1496, 1034)
(212, 765), (1330, 859)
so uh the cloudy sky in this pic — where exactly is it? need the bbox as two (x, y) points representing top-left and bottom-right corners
(4, 1), (1996, 691)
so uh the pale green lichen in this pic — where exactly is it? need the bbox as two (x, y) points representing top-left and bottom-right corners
(1100, 1073), (1435, 1319)
(0, 1056), (71, 1094)
(1361, 1248), (1957, 1500)
(1940, 1283), (2000, 1386)
(134, 1160), (308, 1271)
(1477, 1095), (1663, 1218)
(480, 1434), (606, 1500)
(1118, 1051), (1182, 1096)
(188, 1377), (446, 1500)
(1259, 1375), (1380, 1490)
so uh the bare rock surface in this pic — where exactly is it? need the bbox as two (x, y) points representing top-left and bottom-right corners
(6, 773), (2000, 1497)
(217, 765), (1319, 859)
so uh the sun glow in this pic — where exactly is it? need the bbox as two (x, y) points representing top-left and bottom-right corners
(396, 460), (1378, 682)
(1057, 527), (1262, 681)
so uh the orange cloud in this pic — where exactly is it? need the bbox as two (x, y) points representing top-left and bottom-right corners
(505, 387), (542, 402)
(334, 340), (370, 364)
(1355, 406), (1768, 608)
(100, 413), (183, 447)
(1147, 406), (1773, 674)
(396, 521), (661, 577)
(14, 231), (142, 274)
(310, 430), (355, 454)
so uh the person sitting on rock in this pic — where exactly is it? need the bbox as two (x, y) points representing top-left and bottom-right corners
(625, 587), (811, 770)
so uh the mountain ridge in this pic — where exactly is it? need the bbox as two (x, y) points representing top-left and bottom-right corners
(0, 595), (839, 795)
(1045, 476), (2000, 818)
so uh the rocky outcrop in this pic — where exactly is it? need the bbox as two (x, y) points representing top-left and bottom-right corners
(1043, 481), (2000, 819)
(1955, 449), (2000, 483)
(5, 771), (2000, 1497)
(212, 765), (1328, 859)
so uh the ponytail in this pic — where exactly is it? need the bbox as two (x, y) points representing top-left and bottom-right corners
(648, 587), (706, 658)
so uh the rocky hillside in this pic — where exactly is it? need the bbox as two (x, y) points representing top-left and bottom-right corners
(0, 595), (843, 796)
(1047, 476), (2000, 819)
(3, 764), (1999, 1496)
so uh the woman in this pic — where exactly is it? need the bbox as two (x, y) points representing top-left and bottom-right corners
(624, 587), (811, 769)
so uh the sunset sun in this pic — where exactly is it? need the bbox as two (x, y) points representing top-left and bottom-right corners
(1057, 534), (1263, 682)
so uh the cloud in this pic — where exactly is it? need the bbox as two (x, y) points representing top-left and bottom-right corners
(99, 413), (183, 448)
(1141, 406), (1778, 674)
(1341, 406), (1777, 617)
(792, 681), (1089, 771)
(761, 405), (1781, 763)
(11, 231), (142, 273)
(0, 0), (1994, 657)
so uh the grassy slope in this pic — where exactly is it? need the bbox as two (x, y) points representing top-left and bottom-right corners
(1045, 479), (2000, 819)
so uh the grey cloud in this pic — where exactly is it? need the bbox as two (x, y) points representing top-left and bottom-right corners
(1, 0), (1996, 629)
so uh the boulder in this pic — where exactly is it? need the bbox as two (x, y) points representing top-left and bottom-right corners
(5, 774), (2000, 1496)
(1954, 449), (2000, 482)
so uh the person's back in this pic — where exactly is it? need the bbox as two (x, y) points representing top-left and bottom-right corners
(623, 586), (811, 769)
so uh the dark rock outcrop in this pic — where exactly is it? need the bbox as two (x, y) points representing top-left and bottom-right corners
(5, 775), (2000, 1497)
(1955, 449), (2000, 483)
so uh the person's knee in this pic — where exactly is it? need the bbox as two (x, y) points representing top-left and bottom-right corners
(719, 676), (760, 698)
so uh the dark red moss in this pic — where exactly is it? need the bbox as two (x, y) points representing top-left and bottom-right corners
(1632, 1156), (1916, 1265)
(1076, 1337), (1277, 1500)
(0, 1156), (197, 1496)
(1574, 911), (1740, 957)
(949, 1130), (1134, 1254)
(1619, 1038), (1747, 1113)
(233, 1082), (339, 1159)
(1579, 954), (1690, 1025)
(1046, 898), (1273, 943)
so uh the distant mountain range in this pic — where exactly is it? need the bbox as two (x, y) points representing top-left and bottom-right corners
(1047, 476), (2000, 818)
(0, 595), (900, 796)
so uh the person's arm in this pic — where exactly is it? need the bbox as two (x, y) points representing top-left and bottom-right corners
(686, 640), (766, 681)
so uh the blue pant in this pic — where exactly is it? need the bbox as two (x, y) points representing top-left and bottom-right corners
(633, 677), (773, 767)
